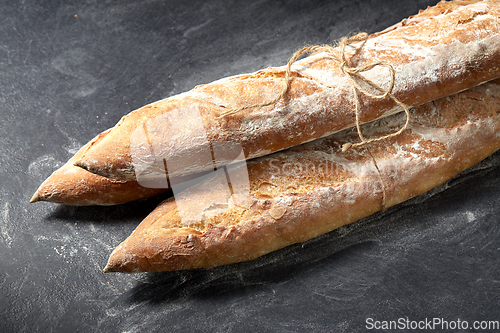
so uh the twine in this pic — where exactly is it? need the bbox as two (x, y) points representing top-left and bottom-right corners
(217, 33), (410, 147)
(218, 32), (411, 211)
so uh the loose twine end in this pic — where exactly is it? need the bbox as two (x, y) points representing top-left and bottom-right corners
(341, 143), (352, 152)
(219, 32), (410, 212)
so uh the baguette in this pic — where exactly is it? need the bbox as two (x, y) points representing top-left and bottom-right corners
(103, 79), (500, 273)
(42, 0), (500, 191)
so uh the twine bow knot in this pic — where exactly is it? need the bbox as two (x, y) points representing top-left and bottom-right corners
(219, 32), (412, 211)
(218, 33), (409, 153)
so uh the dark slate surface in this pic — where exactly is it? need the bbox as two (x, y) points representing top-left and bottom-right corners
(1, 0), (499, 332)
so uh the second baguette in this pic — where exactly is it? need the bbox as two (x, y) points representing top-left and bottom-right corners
(103, 79), (500, 273)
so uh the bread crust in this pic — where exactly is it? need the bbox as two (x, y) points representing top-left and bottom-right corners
(30, 130), (168, 205)
(103, 79), (500, 273)
(75, 0), (500, 185)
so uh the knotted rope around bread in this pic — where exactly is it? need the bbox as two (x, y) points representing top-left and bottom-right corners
(217, 33), (410, 152)
(219, 32), (411, 212)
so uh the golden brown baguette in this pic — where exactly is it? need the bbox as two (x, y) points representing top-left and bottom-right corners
(103, 79), (500, 273)
(31, 0), (500, 206)
(71, 0), (500, 185)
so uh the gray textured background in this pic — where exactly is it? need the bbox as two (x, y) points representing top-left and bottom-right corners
(1, 0), (499, 332)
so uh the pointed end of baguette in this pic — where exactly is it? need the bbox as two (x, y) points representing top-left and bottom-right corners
(103, 245), (130, 273)
(73, 159), (86, 171)
(102, 264), (113, 273)
(102, 247), (126, 273)
(29, 190), (41, 203)
(102, 254), (138, 274)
